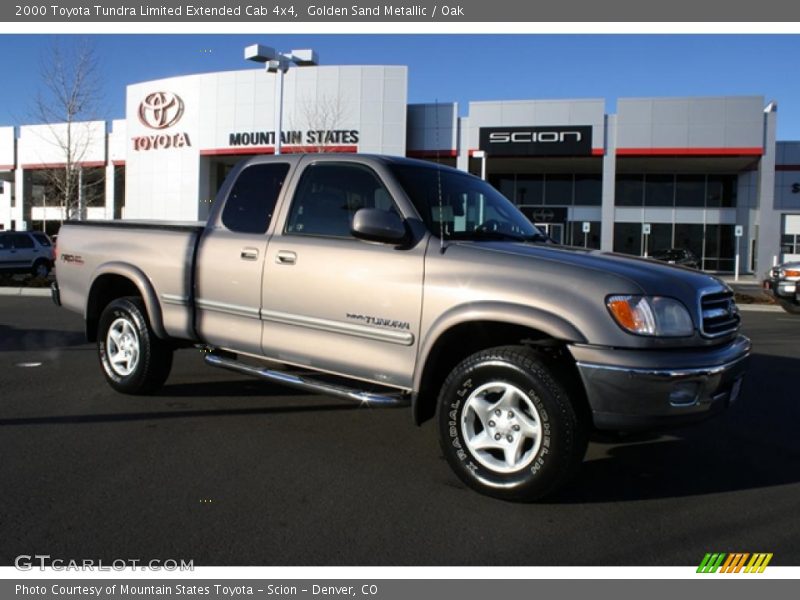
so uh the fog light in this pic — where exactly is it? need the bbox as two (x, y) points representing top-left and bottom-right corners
(669, 382), (701, 407)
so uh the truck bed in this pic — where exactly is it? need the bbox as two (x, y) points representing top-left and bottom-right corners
(56, 220), (205, 342)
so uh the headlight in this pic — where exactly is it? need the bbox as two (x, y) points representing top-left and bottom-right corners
(606, 295), (694, 337)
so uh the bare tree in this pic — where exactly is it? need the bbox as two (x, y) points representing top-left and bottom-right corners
(31, 37), (105, 222)
(295, 94), (349, 152)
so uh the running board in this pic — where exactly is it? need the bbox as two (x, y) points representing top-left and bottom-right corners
(203, 354), (410, 408)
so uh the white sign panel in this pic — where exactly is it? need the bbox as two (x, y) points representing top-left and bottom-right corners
(643, 223), (651, 235)
(582, 221), (590, 233)
(735, 225), (744, 237)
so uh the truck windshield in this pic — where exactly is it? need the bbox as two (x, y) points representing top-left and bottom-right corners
(388, 163), (546, 242)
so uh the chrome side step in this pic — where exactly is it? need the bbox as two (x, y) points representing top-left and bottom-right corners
(203, 354), (410, 408)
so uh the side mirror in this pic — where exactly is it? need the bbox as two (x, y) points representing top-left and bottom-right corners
(351, 208), (408, 245)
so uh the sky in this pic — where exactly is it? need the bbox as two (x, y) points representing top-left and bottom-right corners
(2, 34), (800, 139)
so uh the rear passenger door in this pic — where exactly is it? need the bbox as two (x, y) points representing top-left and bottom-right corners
(195, 161), (291, 355)
(260, 160), (425, 389)
(10, 233), (36, 269)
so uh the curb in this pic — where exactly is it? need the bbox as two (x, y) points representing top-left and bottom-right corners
(737, 304), (782, 313)
(0, 287), (52, 297)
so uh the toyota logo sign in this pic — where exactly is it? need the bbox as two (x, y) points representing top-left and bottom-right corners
(531, 208), (555, 222)
(138, 91), (184, 130)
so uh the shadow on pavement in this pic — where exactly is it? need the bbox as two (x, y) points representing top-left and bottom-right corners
(0, 401), (363, 428)
(554, 352), (800, 503)
(0, 323), (86, 352)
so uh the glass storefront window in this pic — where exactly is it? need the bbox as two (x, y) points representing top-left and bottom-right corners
(513, 175), (544, 205)
(615, 175), (644, 206)
(706, 175), (737, 208)
(645, 223), (674, 255)
(613, 222), (642, 255)
(675, 175), (705, 207)
(644, 174), (675, 207)
(674, 223), (704, 261)
(544, 174), (573, 206)
(575, 175), (602, 206)
(568, 221), (601, 249)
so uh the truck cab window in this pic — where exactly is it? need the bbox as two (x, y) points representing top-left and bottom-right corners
(221, 163), (289, 234)
(286, 162), (399, 238)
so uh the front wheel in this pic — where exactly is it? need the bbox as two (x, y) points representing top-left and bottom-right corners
(97, 297), (173, 394)
(778, 300), (800, 315)
(437, 346), (587, 502)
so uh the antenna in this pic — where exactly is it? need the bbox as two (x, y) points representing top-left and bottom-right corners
(434, 99), (446, 253)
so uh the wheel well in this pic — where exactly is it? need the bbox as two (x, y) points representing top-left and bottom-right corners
(86, 275), (142, 342)
(414, 321), (588, 425)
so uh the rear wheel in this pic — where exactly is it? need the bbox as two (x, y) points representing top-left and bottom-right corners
(31, 259), (51, 278)
(97, 297), (173, 394)
(437, 345), (587, 502)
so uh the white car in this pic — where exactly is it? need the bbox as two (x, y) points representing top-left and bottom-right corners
(0, 231), (55, 278)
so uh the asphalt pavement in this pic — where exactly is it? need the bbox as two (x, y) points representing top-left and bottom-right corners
(1, 297), (799, 566)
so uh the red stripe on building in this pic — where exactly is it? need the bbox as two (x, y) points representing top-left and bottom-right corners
(592, 148), (605, 156)
(112, 160), (126, 167)
(0, 164), (15, 171)
(407, 150), (458, 158)
(200, 146), (358, 157)
(616, 147), (763, 157)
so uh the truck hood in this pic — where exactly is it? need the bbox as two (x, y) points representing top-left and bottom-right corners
(452, 241), (729, 300)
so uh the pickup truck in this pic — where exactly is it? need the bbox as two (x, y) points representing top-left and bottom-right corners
(53, 154), (750, 501)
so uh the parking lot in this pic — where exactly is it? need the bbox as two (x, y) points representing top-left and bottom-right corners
(1, 296), (798, 566)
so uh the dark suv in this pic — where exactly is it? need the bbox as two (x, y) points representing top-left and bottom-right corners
(652, 248), (700, 270)
(0, 231), (55, 277)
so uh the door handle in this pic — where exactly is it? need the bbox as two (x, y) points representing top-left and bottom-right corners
(276, 250), (297, 265)
(240, 247), (259, 261)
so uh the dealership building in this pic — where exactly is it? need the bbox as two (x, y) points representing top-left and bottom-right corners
(1, 62), (799, 276)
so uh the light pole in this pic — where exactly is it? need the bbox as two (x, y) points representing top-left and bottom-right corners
(244, 44), (319, 156)
(473, 150), (487, 180)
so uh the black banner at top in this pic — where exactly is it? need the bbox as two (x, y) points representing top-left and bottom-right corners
(479, 126), (593, 157)
(3, 0), (800, 22)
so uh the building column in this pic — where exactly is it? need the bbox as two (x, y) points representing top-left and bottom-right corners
(456, 117), (470, 173)
(600, 114), (617, 252)
(755, 103), (779, 275)
(13, 166), (24, 230)
(105, 162), (115, 220)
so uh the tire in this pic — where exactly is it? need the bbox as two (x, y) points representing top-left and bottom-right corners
(778, 300), (800, 315)
(437, 345), (588, 502)
(31, 259), (51, 278)
(97, 297), (173, 394)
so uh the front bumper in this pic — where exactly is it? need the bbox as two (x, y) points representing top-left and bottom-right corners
(570, 335), (751, 431)
(763, 278), (797, 299)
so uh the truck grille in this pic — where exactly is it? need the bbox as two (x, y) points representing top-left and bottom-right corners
(700, 289), (740, 338)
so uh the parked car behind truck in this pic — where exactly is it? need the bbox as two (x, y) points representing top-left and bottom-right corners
(0, 230), (55, 277)
(53, 154), (750, 501)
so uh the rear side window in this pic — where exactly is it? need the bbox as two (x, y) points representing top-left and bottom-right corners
(285, 162), (399, 238)
(11, 234), (34, 249)
(221, 163), (290, 234)
(32, 233), (51, 247)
